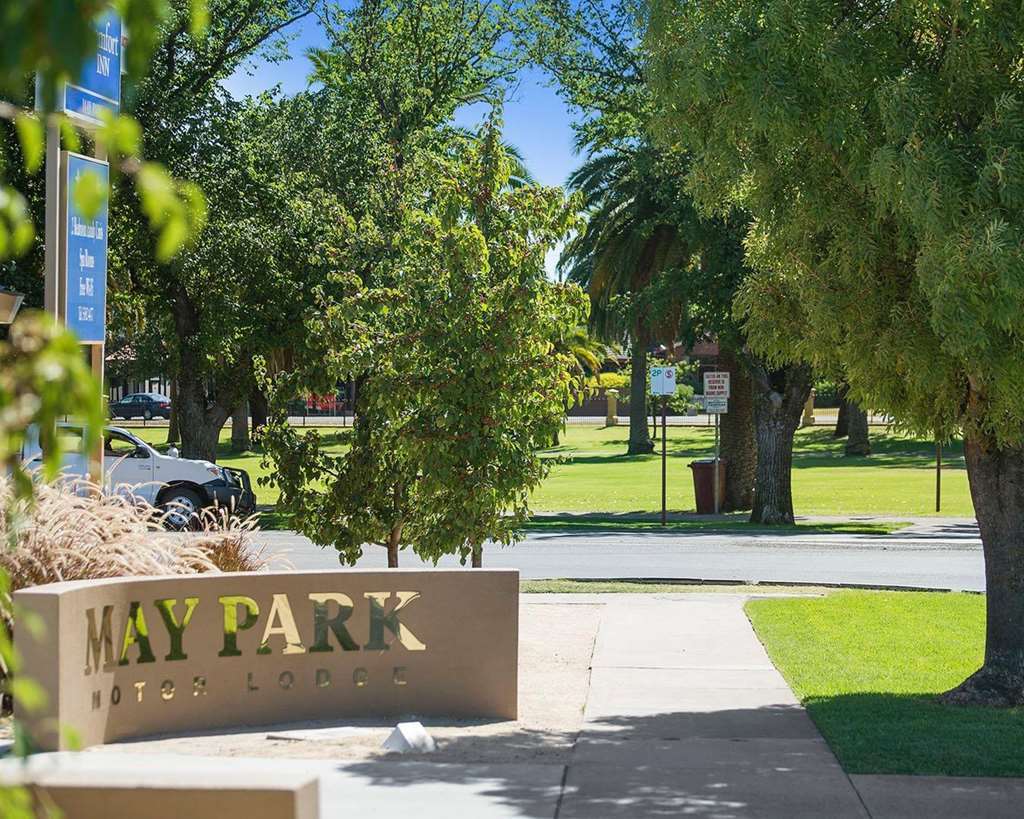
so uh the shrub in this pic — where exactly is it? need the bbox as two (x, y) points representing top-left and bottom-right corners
(0, 477), (282, 712)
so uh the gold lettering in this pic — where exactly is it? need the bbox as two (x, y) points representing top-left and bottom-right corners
(393, 666), (408, 686)
(160, 680), (175, 701)
(257, 594), (306, 655)
(363, 592), (427, 652)
(133, 681), (146, 702)
(278, 671), (294, 690)
(154, 597), (199, 661)
(218, 596), (260, 657)
(111, 685), (121, 705)
(193, 676), (207, 697)
(308, 593), (358, 652)
(353, 668), (368, 687)
(315, 668), (331, 688)
(84, 605), (115, 674)
(119, 602), (156, 666)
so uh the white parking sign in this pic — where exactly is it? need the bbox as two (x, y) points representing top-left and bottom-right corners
(650, 366), (677, 396)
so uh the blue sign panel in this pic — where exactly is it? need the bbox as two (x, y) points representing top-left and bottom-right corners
(64, 154), (109, 343)
(62, 9), (122, 125)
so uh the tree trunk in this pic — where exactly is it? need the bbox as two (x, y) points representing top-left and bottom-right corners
(386, 525), (401, 568)
(834, 383), (851, 438)
(718, 346), (756, 511)
(250, 387), (268, 432)
(628, 329), (654, 455)
(166, 380), (180, 445)
(749, 361), (813, 525)
(170, 286), (235, 462)
(231, 401), (250, 452)
(941, 435), (1024, 706)
(176, 376), (226, 462)
(844, 403), (871, 456)
(472, 544), (483, 568)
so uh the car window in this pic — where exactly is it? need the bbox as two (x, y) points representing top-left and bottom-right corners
(104, 433), (138, 456)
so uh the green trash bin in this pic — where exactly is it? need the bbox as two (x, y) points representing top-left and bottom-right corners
(689, 458), (727, 514)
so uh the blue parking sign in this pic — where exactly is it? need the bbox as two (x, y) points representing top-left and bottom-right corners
(64, 153), (109, 343)
(62, 9), (122, 125)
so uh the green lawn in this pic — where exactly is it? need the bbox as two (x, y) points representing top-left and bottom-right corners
(536, 424), (971, 516)
(130, 422), (972, 518)
(746, 591), (1024, 776)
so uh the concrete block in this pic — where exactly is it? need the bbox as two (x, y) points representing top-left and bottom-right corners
(0, 753), (319, 819)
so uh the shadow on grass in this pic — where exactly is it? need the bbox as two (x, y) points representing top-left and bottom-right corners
(544, 428), (967, 470)
(522, 513), (906, 536)
(802, 691), (1024, 777)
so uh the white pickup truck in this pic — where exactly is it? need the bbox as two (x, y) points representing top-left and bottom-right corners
(21, 424), (256, 528)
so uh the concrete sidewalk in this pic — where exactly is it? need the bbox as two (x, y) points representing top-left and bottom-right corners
(557, 595), (1024, 818)
(14, 594), (1024, 817)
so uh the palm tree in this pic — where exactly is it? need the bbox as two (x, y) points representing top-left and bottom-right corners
(560, 145), (686, 455)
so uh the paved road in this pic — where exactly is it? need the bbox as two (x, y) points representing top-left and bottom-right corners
(256, 518), (986, 592)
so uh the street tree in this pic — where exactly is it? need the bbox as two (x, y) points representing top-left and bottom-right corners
(529, 0), (813, 518)
(108, 0), (317, 460)
(262, 120), (587, 568)
(113, 92), (341, 460)
(561, 146), (687, 454)
(649, 0), (1024, 702)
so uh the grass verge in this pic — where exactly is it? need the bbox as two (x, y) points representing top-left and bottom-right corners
(746, 591), (1024, 776)
(521, 514), (908, 536)
(520, 579), (835, 594)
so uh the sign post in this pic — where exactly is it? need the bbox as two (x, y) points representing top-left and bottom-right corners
(703, 372), (731, 514)
(650, 366), (676, 526)
(39, 8), (122, 483)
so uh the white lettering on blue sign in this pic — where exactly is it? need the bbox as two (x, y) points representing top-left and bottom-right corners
(60, 10), (122, 125)
(64, 154), (109, 343)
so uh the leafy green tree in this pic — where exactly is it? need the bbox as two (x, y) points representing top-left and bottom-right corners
(649, 0), (1024, 701)
(528, 0), (809, 518)
(263, 120), (586, 567)
(561, 146), (688, 454)
(113, 91), (341, 460)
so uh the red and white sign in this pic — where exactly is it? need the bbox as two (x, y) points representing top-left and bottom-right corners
(703, 371), (730, 398)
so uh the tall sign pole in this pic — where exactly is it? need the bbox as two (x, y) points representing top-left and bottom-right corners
(650, 366), (676, 526)
(703, 371), (731, 515)
(39, 7), (122, 483)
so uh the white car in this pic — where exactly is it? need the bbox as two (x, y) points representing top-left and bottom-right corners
(21, 425), (256, 528)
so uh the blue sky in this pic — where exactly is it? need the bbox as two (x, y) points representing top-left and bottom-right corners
(222, 15), (579, 190)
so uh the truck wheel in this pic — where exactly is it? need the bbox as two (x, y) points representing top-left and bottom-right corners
(161, 488), (203, 530)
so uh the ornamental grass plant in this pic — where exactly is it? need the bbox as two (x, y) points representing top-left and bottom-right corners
(0, 477), (284, 594)
(0, 476), (284, 712)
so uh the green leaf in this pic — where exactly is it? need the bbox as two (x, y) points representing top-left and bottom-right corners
(71, 168), (107, 221)
(14, 114), (43, 174)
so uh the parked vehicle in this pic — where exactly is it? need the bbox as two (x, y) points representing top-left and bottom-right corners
(109, 392), (171, 420)
(21, 425), (256, 529)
